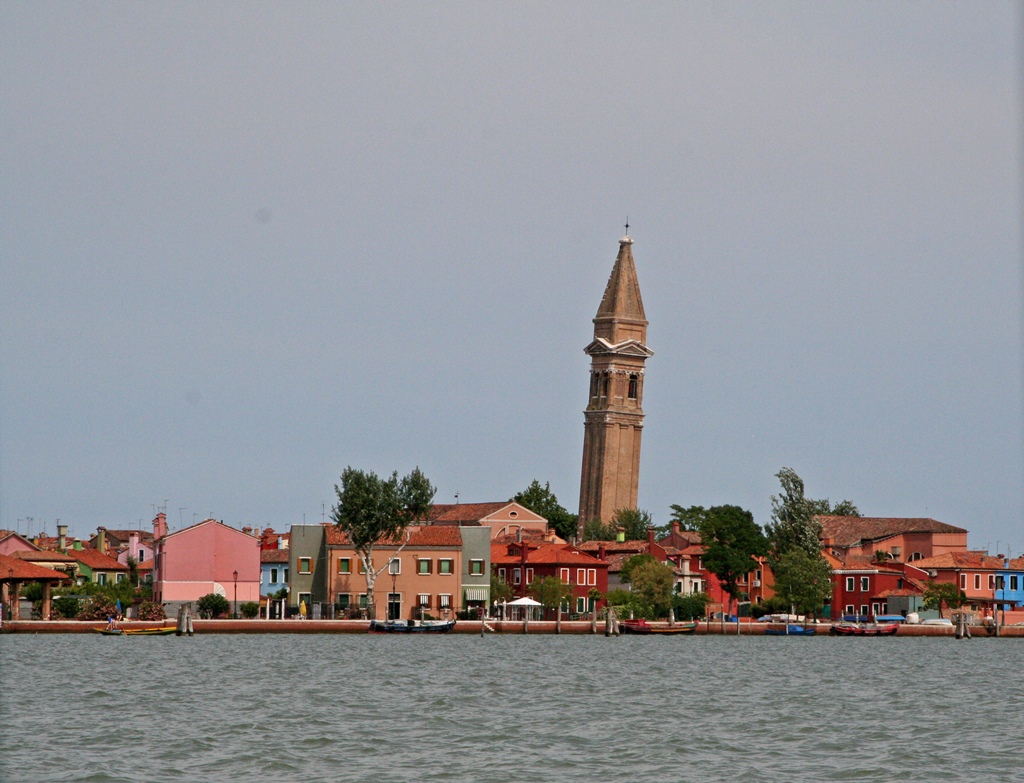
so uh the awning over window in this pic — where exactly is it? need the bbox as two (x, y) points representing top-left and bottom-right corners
(463, 587), (489, 602)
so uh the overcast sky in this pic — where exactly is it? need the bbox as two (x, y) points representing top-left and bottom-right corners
(2, 3), (1022, 554)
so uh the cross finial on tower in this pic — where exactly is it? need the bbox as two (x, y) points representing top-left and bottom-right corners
(624, 217), (629, 234)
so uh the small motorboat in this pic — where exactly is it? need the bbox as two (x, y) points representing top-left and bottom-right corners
(619, 619), (697, 635)
(368, 618), (456, 634)
(123, 627), (177, 636)
(830, 622), (900, 637)
(764, 624), (817, 636)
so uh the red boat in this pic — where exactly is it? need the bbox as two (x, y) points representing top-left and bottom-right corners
(829, 622), (899, 637)
(619, 619), (697, 635)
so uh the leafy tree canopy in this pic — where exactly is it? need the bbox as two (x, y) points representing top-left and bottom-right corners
(332, 466), (436, 620)
(581, 518), (619, 542)
(619, 553), (658, 584)
(528, 576), (573, 610)
(770, 548), (833, 616)
(668, 504), (710, 532)
(611, 508), (654, 541)
(512, 480), (578, 541)
(490, 571), (514, 603)
(923, 581), (966, 618)
(697, 505), (767, 602)
(627, 559), (676, 619)
(766, 467), (859, 565)
(674, 591), (712, 621)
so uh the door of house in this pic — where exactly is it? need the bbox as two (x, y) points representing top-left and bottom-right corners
(387, 592), (402, 620)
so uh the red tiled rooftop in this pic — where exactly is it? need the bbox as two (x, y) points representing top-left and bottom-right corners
(261, 549), (290, 564)
(12, 550), (77, 563)
(817, 516), (967, 546)
(0, 553), (72, 582)
(326, 525), (462, 548)
(491, 542), (605, 566)
(911, 552), (1007, 570)
(67, 548), (128, 571)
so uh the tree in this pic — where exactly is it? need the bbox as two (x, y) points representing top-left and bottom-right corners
(490, 571), (514, 603)
(581, 518), (618, 542)
(765, 467), (859, 564)
(528, 576), (573, 618)
(627, 559), (676, 618)
(332, 466), (436, 619)
(770, 548), (833, 617)
(697, 505), (768, 619)
(923, 581), (966, 618)
(513, 480), (579, 541)
(611, 508), (654, 541)
(668, 504), (710, 532)
(674, 591), (711, 621)
(619, 553), (657, 584)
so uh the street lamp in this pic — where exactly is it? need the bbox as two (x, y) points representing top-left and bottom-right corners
(232, 570), (238, 619)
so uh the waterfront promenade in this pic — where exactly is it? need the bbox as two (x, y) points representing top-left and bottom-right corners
(5, 618), (1024, 636)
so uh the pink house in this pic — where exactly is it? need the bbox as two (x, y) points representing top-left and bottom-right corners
(151, 514), (260, 608)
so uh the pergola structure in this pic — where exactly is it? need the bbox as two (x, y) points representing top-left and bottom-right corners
(0, 552), (71, 621)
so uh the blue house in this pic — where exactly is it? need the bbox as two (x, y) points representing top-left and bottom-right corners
(261, 549), (290, 597)
(995, 556), (1024, 609)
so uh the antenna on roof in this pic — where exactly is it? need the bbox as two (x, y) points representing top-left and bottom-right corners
(454, 492), (460, 505)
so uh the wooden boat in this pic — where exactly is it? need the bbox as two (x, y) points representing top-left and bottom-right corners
(830, 622), (900, 637)
(368, 619), (456, 634)
(764, 624), (817, 636)
(619, 619), (697, 635)
(94, 627), (177, 636)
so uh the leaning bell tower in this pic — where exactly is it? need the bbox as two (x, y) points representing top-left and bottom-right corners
(578, 231), (653, 530)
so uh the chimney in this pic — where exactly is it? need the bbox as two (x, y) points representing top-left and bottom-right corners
(58, 524), (68, 551)
(153, 512), (167, 541)
(598, 543), (607, 562)
(616, 526), (625, 543)
(647, 527), (656, 548)
(97, 527), (107, 554)
(672, 521), (681, 536)
(242, 526), (253, 536)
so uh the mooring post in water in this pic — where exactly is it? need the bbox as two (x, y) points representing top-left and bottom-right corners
(605, 607), (611, 637)
(591, 608), (597, 635)
(555, 605), (561, 635)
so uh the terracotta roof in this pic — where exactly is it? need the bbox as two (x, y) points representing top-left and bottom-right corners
(261, 550), (290, 564)
(12, 550), (77, 564)
(876, 588), (924, 598)
(578, 540), (651, 554)
(93, 529), (154, 544)
(911, 552), (1006, 570)
(659, 529), (702, 549)
(137, 558), (154, 571)
(428, 502), (546, 524)
(817, 516), (967, 546)
(491, 542), (605, 567)
(0, 552), (72, 582)
(68, 548), (129, 571)
(326, 525), (462, 548)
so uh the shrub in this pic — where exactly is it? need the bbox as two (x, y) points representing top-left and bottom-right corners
(196, 593), (231, 618)
(136, 601), (166, 621)
(239, 601), (259, 619)
(51, 595), (81, 619)
(77, 595), (118, 621)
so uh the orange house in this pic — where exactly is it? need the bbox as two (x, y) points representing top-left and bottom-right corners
(325, 525), (465, 620)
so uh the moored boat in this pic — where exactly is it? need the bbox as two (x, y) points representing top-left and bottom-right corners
(368, 618), (456, 634)
(764, 624), (817, 636)
(619, 619), (697, 635)
(830, 622), (899, 636)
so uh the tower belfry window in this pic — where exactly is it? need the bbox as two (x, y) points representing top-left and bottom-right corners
(628, 374), (639, 400)
(601, 373), (609, 397)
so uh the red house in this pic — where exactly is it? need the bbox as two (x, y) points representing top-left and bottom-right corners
(491, 540), (608, 615)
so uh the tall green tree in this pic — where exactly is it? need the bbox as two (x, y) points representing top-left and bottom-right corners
(770, 548), (833, 617)
(581, 518), (618, 542)
(668, 504), (710, 532)
(611, 508), (654, 541)
(512, 480), (578, 541)
(626, 559), (676, 618)
(697, 505), (768, 618)
(332, 466), (436, 619)
(765, 467), (859, 565)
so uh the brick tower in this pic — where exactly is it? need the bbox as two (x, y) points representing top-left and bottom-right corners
(578, 232), (653, 529)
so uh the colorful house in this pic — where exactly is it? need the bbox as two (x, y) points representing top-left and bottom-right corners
(829, 559), (927, 620)
(151, 514), (260, 611)
(995, 556), (1024, 609)
(491, 539), (608, 616)
(819, 516), (968, 563)
(912, 551), (1007, 615)
(65, 544), (129, 586)
(261, 549), (290, 598)
(428, 501), (549, 540)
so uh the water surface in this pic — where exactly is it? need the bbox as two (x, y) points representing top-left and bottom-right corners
(2, 634), (1021, 782)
